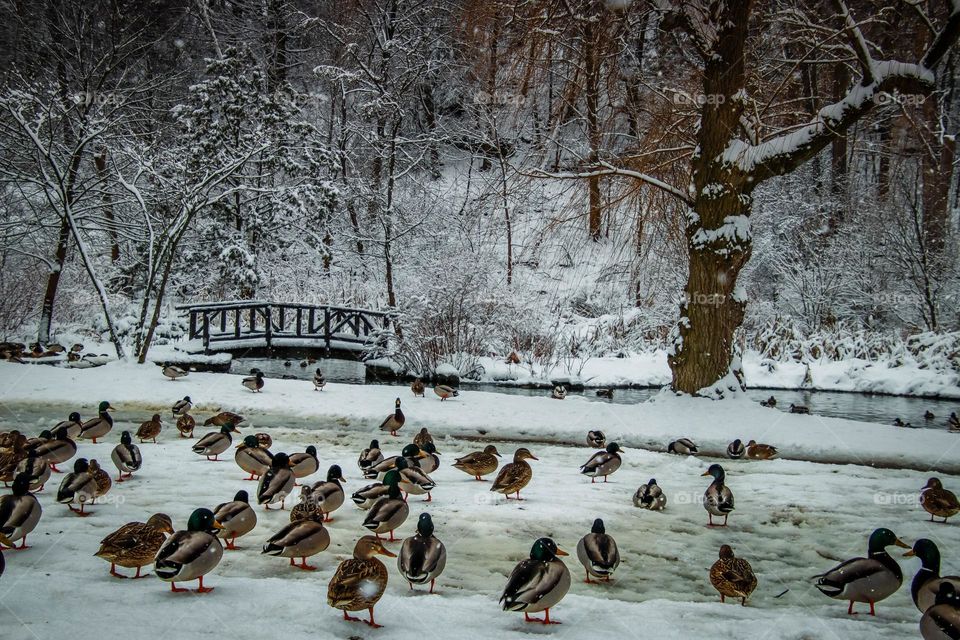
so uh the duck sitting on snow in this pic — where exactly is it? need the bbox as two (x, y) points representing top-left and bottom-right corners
(501, 537), (571, 625)
(579, 442), (624, 483)
(702, 464), (734, 527)
(633, 478), (666, 511)
(586, 430), (605, 448)
(790, 403), (810, 414)
(726, 439), (746, 459)
(204, 411), (245, 427)
(551, 385), (566, 400)
(814, 527), (909, 615)
(905, 538), (960, 613)
(710, 544), (757, 605)
(746, 440), (778, 460)
(760, 396), (777, 408)
(668, 438), (698, 455)
(576, 519), (619, 584)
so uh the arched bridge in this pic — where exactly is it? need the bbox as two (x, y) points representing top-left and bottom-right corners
(177, 300), (393, 358)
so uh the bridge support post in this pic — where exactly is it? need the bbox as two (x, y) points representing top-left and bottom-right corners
(324, 307), (331, 357)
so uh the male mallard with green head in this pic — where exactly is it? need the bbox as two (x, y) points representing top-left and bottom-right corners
(14, 449), (49, 492)
(96, 513), (174, 578)
(263, 511), (330, 570)
(242, 371), (264, 393)
(0, 473), (42, 549)
(171, 396), (192, 416)
(362, 471), (409, 541)
(491, 448), (538, 500)
(110, 431), (142, 482)
(79, 401), (114, 443)
(710, 544), (757, 605)
(213, 490), (257, 550)
(702, 464), (734, 526)
(501, 537), (571, 624)
(54, 412), (83, 439)
(154, 508), (224, 592)
(162, 363), (188, 380)
(235, 435), (273, 480)
(579, 442), (624, 483)
(921, 582), (960, 640)
(576, 519), (620, 584)
(32, 426), (76, 472)
(313, 369), (326, 391)
(633, 478), (667, 511)
(379, 398), (405, 436)
(433, 385), (458, 401)
(309, 464), (346, 522)
(905, 538), (960, 613)
(193, 424), (240, 461)
(257, 452), (296, 510)
(327, 535), (396, 628)
(57, 458), (98, 516)
(814, 527), (910, 615)
(398, 513), (446, 593)
(289, 445), (319, 481)
(394, 457), (436, 502)
(358, 439), (384, 474)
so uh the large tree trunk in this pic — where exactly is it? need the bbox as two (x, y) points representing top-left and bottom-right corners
(37, 216), (70, 344)
(584, 12), (603, 241)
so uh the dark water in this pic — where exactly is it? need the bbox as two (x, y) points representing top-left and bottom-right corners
(231, 357), (958, 430)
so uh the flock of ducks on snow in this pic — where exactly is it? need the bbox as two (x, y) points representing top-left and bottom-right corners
(0, 366), (959, 637)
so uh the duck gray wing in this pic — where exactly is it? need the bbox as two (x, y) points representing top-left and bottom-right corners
(399, 535), (446, 583)
(500, 558), (567, 610)
(577, 533), (619, 574)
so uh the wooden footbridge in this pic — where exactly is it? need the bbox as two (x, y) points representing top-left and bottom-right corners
(177, 300), (393, 358)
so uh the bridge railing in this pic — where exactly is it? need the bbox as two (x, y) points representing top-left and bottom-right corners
(176, 301), (393, 354)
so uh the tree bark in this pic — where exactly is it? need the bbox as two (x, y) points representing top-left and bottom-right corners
(37, 216), (70, 345)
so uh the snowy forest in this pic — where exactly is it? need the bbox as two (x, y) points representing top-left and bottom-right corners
(1, 0), (959, 394)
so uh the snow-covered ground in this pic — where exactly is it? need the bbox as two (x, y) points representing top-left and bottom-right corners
(0, 362), (958, 640)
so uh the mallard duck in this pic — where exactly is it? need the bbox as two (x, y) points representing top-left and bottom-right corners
(413, 427), (433, 449)
(54, 412), (83, 439)
(410, 378), (425, 397)
(491, 448), (538, 500)
(154, 508), (224, 593)
(254, 432), (271, 447)
(327, 535), (396, 628)
(111, 431), (142, 482)
(921, 582), (960, 640)
(313, 369), (326, 391)
(193, 424), (240, 461)
(710, 545), (757, 605)
(926, 410), (936, 421)
(289, 445), (319, 481)
(419, 442), (440, 475)
(291, 485), (322, 522)
(727, 439), (746, 459)
(894, 418), (912, 427)
(501, 537), (571, 624)
(595, 389), (613, 399)
(551, 385), (566, 400)
(586, 430), (605, 448)
(204, 411), (245, 427)
(363, 471), (409, 541)
(258, 452), (296, 509)
(358, 439), (384, 474)
(668, 438), (698, 455)
(379, 398), (405, 436)
(351, 482), (391, 510)
(905, 539), (960, 613)
(88, 459), (111, 498)
(95, 513), (174, 578)
(213, 490), (257, 550)
(452, 444), (500, 480)
(176, 414), (196, 438)
(921, 478), (960, 523)
(172, 396), (192, 416)
(367, 444), (426, 480)
(162, 363), (188, 380)
(263, 511), (330, 570)
(57, 458), (98, 516)
(13, 449), (49, 492)
(790, 403), (810, 414)
(746, 440), (778, 460)
(580, 442), (624, 483)
(0, 473), (42, 548)
(434, 385), (458, 401)
(0, 430), (26, 451)
(136, 414), (162, 444)
(577, 519), (620, 583)
(760, 396), (777, 408)
(0, 534), (9, 574)
(0, 437), (26, 484)
(78, 401), (114, 443)
(395, 457), (436, 502)
(814, 527), (909, 615)
(235, 435), (273, 480)
(242, 371), (265, 393)
(949, 412), (960, 431)
(398, 513), (446, 592)
(310, 465), (346, 522)
(31, 426), (76, 472)
(702, 464), (734, 526)
(633, 478), (667, 511)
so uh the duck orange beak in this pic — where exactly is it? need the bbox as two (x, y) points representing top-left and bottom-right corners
(555, 548), (569, 556)
(377, 545), (397, 558)
(894, 538), (911, 549)
(529, 454), (539, 461)
(0, 533), (13, 547)
(903, 549), (916, 557)
(212, 520), (224, 530)
(700, 470), (711, 477)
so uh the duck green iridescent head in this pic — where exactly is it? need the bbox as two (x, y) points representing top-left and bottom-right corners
(867, 528), (909, 554)
(904, 538), (941, 570)
(233, 490), (249, 503)
(382, 469), (402, 486)
(417, 513), (434, 537)
(529, 537), (567, 561)
(605, 442), (622, 454)
(97, 401), (113, 413)
(401, 444), (422, 459)
(120, 431), (132, 445)
(591, 518), (605, 534)
(74, 458), (89, 473)
(306, 445), (317, 457)
(271, 452), (291, 469)
(423, 441), (438, 455)
(187, 508), (222, 534)
(701, 464), (725, 481)
(11, 472), (32, 496)
(242, 435), (260, 448)
(68, 412), (81, 423)
(327, 464), (344, 481)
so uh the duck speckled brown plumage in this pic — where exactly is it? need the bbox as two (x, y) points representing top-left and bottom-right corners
(921, 478), (960, 523)
(452, 444), (501, 481)
(95, 513), (174, 578)
(710, 545), (757, 605)
(490, 448), (538, 500)
(135, 414), (162, 443)
(327, 535), (396, 628)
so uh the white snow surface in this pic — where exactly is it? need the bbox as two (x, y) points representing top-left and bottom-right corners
(0, 360), (957, 639)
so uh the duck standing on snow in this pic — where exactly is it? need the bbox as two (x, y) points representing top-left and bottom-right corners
(362, 471), (409, 541)
(702, 464), (734, 527)
(710, 545), (757, 605)
(135, 414), (162, 444)
(452, 444), (500, 481)
(172, 396), (192, 416)
(410, 378), (425, 397)
(905, 538), (960, 613)
(726, 439), (746, 459)
(358, 439), (384, 474)
(551, 385), (566, 400)
(204, 411), (245, 427)
(162, 363), (188, 380)
(88, 459), (111, 499)
(580, 442), (624, 483)
(263, 510), (330, 571)
(398, 513), (446, 593)
(394, 457), (436, 502)
(313, 369), (326, 391)
(79, 401), (114, 443)
(413, 427), (433, 449)
(95, 513), (174, 579)
(57, 458), (98, 516)
(668, 438), (698, 455)
(310, 465), (346, 522)
(434, 385), (458, 401)
(491, 448), (538, 500)
(586, 430), (606, 448)
(291, 485), (320, 522)
(0, 473), (42, 548)
(213, 490), (257, 550)
(176, 414), (196, 438)
(419, 442), (441, 474)
(365, 444), (425, 480)
(760, 396), (777, 408)
(576, 519), (620, 583)
(633, 478), (667, 511)
(258, 452), (296, 510)
(14, 449), (50, 492)
(111, 431), (142, 482)
(242, 371), (265, 393)
(327, 535), (396, 628)
(921, 582), (960, 640)
(351, 482), (391, 510)
(54, 412), (83, 439)
(379, 399), (405, 436)
(921, 478), (960, 523)
(235, 435), (273, 480)
(289, 445), (319, 482)
(814, 527), (910, 615)
(32, 426), (76, 472)
(193, 424), (240, 462)
(501, 537), (571, 625)
(154, 508), (224, 593)
(746, 440), (778, 460)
